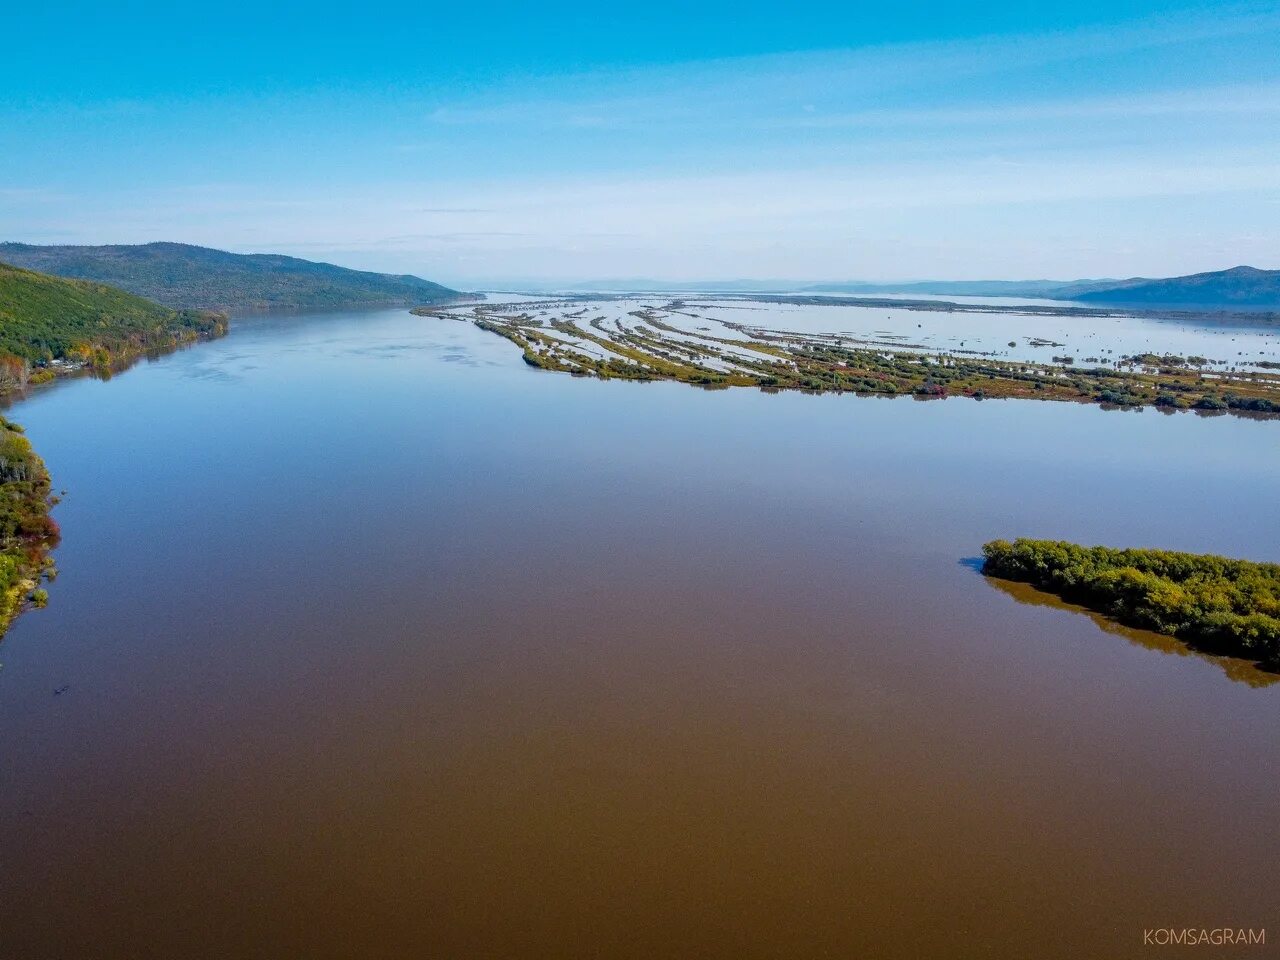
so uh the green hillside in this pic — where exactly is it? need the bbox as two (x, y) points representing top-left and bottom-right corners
(0, 261), (226, 390)
(0, 241), (460, 311)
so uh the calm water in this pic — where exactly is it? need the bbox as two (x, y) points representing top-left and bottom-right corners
(677, 298), (1280, 370)
(470, 294), (1280, 372)
(1, 306), (1278, 959)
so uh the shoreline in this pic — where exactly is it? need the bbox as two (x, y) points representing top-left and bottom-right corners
(981, 539), (1280, 671)
(0, 318), (229, 638)
(0, 416), (59, 635)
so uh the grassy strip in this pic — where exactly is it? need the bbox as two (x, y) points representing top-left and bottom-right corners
(982, 539), (1280, 667)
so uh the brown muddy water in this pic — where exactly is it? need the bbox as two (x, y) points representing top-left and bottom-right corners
(1, 307), (1277, 959)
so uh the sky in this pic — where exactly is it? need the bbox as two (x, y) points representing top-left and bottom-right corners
(3, 1), (1279, 285)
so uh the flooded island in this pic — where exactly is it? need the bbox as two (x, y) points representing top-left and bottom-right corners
(417, 295), (1280, 415)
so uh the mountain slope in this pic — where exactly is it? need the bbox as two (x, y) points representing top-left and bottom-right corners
(1066, 266), (1280, 306)
(0, 242), (460, 311)
(0, 261), (225, 384)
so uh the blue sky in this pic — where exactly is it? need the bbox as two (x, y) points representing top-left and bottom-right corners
(3, 1), (1279, 284)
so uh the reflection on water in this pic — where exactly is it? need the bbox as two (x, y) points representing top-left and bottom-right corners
(983, 576), (1280, 688)
(0, 305), (1277, 960)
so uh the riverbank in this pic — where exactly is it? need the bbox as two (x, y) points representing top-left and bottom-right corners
(0, 262), (230, 635)
(0, 324), (229, 636)
(0, 416), (58, 633)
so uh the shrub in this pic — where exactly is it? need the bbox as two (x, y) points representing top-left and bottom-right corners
(982, 538), (1280, 666)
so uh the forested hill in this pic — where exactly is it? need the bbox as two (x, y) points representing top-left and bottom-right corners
(1065, 266), (1280, 307)
(0, 242), (460, 311)
(0, 261), (226, 389)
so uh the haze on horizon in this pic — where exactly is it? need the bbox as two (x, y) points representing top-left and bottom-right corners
(4, 1), (1279, 287)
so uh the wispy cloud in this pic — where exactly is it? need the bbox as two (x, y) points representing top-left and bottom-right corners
(420, 5), (1280, 131)
(779, 82), (1280, 128)
(0, 187), (72, 203)
(6, 3), (1280, 280)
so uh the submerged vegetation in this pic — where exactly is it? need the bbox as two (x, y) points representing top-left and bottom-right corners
(416, 300), (1280, 416)
(982, 539), (1280, 668)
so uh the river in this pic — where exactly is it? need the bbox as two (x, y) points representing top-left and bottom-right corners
(1, 304), (1277, 959)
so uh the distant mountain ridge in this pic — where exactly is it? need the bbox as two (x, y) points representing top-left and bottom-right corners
(496, 266), (1279, 307)
(1065, 266), (1280, 307)
(802, 279), (1118, 298)
(0, 242), (460, 311)
(806, 267), (1280, 305)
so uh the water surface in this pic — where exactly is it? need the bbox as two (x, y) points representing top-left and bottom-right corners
(1, 306), (1277, 959)
(626, 297), (1280, 370)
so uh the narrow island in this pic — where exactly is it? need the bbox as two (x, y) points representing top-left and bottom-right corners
(416, 300), (1280, 415)
(0, 261), (229, 635)
(981, 538), (1280, 669)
